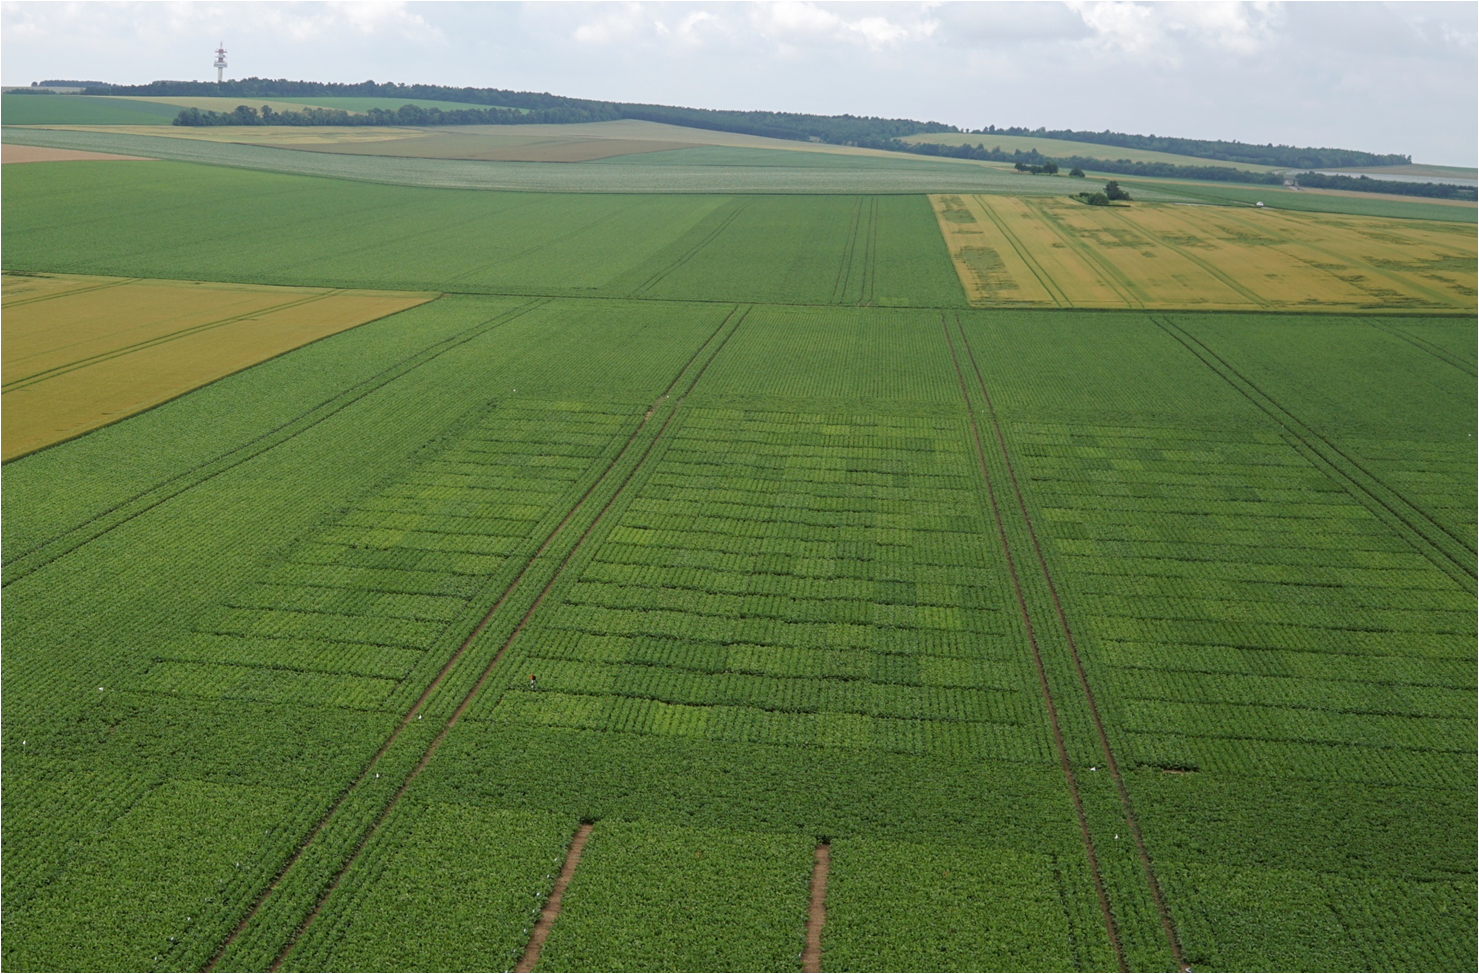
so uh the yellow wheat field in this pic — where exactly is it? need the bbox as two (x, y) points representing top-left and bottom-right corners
(931, 194), (1478, 312)
(2, 274), (435, 460)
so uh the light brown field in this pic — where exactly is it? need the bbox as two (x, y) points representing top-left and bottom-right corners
(2, 274), (435, 460)
(2, 144), (153, 163)
(931, 194), (1478, 312)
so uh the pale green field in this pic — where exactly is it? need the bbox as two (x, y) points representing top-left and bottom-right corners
(905, 131), (1280, 171)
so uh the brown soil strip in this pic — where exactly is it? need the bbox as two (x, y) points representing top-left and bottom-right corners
(802, 842), (831, 973)
(954, 315), (1185, 971)
(259, 307), (749, 972)
(1, 143), (153, 163)
(204, 306), (742, 972)
(941, 317), (1125, 971)
(515, 823), (594, 973)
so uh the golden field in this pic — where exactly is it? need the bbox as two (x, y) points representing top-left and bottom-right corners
(931, 194), (1478, 311)
(2, 274), (434, 460)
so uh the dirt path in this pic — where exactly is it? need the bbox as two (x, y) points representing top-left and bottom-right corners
(802, 842), (831, 973)
(515, 823), (594, 973)
(941, 316), (1125, 971)
(954, 314), (1185, 971)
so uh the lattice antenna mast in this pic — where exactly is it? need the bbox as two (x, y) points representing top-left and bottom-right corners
(214, 42), (227, 83)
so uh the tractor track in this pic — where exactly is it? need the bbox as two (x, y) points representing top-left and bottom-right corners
(802, 841), (832, 973)
(514, 823), (594, 973)
(954, 314), (1187, 972)
(265, 307), (743, 971)
(201, 305), (745, 972)
(3, 298), (551, 583)
(941, 316), (1125, 971)
(1153, 315), (1476, 589)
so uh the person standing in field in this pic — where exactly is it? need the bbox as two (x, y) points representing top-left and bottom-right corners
(529, 674), (537, 691)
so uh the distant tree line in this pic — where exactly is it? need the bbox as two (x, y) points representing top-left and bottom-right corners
(101, 75), (1470, 200)
(172, 103), (613, 127)
(869, 139), (1475, 201)
(1285, 171), (1476, 201)
(967, 124), (1408, 169)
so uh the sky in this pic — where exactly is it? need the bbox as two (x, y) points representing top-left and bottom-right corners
(3, 1), (1475, 165)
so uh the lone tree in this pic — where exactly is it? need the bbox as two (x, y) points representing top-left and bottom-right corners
(1069, 166), (1085, 177)
(1104, 180), (1131, 201)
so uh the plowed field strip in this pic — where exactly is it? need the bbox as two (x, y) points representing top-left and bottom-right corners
(2, 298), (545, 586)
(1365, 319), (1477, 377)
(515, 823), (594, 973)
(1155, 316), (1476, 588)
(954, 314), (1186, 971)
(802, 841), (831, 974)
(251, 308), (749, 972)
(941, 316), (1125, 971)
(201, 306), (743, 972)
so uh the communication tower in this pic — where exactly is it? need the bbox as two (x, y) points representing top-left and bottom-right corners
(214, 43), (227, 83)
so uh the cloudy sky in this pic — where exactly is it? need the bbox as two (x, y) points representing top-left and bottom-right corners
(4, 1), (1475, 165)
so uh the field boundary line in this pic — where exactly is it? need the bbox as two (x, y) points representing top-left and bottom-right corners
(1154, 315), (1476, 587)
(3, 289), (347, 391)
(830, 196), (864, 305)
(1, 297), (546, 584)
(1, 275), (143, 308)
(227, 307), (749, 973)
(802, 841), (831, 973)
(514, 822), (594, 973)
(955, 314), (1187, 971)
(940, 315), (1125, 971)
(630, 198), (755, 297)
(970, 195), (1070, 307)
(1364, 318), (1477, 377)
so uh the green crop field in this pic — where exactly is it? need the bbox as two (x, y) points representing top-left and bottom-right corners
(3, 135), (1475, 973)
(1, 93), (183, 125)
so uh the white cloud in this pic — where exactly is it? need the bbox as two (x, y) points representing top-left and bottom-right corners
(0, 1), (1473, 163)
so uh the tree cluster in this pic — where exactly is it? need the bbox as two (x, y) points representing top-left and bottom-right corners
(1014, 161), (1059, 175)
(1289, 171), (1475, 201)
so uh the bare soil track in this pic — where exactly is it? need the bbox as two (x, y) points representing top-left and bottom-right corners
(802, 842), (831, 973)
(940, 316), (1126, 971)
(954, 314), (1187, 971)
(515, 823), (594, 973)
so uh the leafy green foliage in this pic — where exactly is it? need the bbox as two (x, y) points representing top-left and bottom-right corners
(535, 822), (812, 972)
(1, 145), (1472, 973)
(824, 839), (1101, 972)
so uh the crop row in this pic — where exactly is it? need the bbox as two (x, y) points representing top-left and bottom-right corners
(571, 573), (997, 609)
(477, 690), (1046, 762)
(496, 659), (1024, 720)
(525, 630), (1020, 678)
(133, 400), (636, 712)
